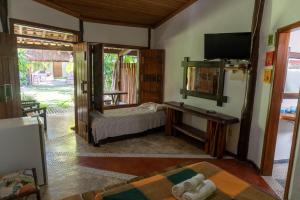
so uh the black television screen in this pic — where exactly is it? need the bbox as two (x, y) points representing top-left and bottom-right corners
(204, 32), (252, 60)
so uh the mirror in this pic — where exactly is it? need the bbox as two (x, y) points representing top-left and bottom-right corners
(186, 67), (219, 95)
(181, 58), (227, 106)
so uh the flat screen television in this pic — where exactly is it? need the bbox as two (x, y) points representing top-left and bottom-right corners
(204, 32), (252, 60)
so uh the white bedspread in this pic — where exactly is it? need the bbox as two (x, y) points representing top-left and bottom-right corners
(91, 104), (166, 143)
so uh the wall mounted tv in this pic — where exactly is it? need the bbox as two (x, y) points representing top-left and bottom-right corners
(204, 32), (252, 60)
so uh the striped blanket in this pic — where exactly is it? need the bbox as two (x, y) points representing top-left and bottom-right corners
(93, 162), (277, 200)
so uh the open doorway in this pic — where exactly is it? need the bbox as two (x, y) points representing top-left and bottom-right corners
(262, 23), (300, 199)
(19, 49), (75, 139)
(10, 18), (79, 140)
(103, 46), (139, 109)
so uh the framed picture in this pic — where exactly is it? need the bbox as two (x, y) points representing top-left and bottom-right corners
(265, 51), (275, 66)
(263, 69), (273, 84)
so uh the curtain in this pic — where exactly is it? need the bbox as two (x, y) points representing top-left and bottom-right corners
(120, 63), (137, 104)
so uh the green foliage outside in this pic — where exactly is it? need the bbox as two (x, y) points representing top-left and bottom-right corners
(66, 62), (74, 74)
(104, 53), (117, 91)
(123, 55), (138, 63)
(30, 61), (51, 72)
(103, 53), (137, 91)
(18, 49), (30, 86)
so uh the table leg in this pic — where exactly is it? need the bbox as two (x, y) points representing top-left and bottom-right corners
(165, 108), (173, 136)
(111, 95), (116, 105)
(206, 120), (226, 158)
(216, 124), (227, 159)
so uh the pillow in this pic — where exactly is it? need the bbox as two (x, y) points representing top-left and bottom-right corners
(139, 102), (166, 112)
(156, 104), (166, 111)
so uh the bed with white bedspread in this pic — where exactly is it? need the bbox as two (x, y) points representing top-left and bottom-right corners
(91, 103), (166, 144)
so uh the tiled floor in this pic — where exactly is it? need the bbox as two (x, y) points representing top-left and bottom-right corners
(41, 112), (209, 199)
(263, 162), (289, 199)
(40, 112), (277, 200)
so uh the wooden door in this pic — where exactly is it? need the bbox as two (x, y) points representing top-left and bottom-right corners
(53, 62), (62, 78)
(139, 50), (165, 104)
(261, 32), (291, 175)
(74, 43), (90, 141)
(91, 44), (104, 113)
(0, 33), (21, 119)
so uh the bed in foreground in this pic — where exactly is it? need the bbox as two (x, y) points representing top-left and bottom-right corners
(91, 103), (166, 144)
(63, 162), (278, 200)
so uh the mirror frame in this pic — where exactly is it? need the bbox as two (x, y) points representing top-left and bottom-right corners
(180, 57), (227, 107)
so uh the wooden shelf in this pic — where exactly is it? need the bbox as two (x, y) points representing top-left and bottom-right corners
(165, 101), (239, 125)
(173, 123), (207, 142)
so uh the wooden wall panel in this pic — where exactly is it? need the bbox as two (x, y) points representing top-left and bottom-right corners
(74, 43), (90, 141)
(53, 62), (63, 78)
(92, 44), (104, 113)
(0, 33), (21, 119)
(139, 49), (165, 104)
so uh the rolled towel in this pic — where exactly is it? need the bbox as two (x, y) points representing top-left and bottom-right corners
(172, 174), (205, 199)
(182, 180), (216, 200)
(172, 181), (186, 199)
(183, 174), (205, 191)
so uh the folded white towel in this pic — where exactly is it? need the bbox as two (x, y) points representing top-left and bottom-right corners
(182, 180), (216, 200)
(183, 174), (205, 191)
(172, 181), (186, 199)
(172, 174), (205, 199)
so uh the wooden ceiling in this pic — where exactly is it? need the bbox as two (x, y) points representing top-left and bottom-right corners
(34, 0), (198, 28)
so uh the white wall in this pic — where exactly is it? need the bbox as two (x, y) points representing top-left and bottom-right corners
(245, 0), (300, 198)
(152, 0), (255, 153)
(84, 22), (148, 46)
(7, 0), (148, 46)
(248, 0), (300, 167)
(289, 29), (300, 53)
(8, 0), (79, 31)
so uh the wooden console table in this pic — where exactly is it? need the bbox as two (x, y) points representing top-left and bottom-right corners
(165, 101), (239, 158)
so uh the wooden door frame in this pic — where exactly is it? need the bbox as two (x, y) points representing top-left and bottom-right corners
(102, 43), (146, 108)
(260, 21), (300, 199)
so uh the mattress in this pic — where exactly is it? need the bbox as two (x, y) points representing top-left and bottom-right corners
(91, 104), (166, 143)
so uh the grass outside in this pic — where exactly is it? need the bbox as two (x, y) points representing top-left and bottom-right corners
(21, 85), (74, 109)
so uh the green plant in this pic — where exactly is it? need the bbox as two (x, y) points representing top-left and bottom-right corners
(21, 93), (35, 101)
(31, 61), (51, 72)
(40, 102), (49, 108)
(57, 100), (72, 108)
(123, 55), (137, 63)
(66, 62), (74, 74)
(104, 53), (118, 91)
(18, 49), (30, 86)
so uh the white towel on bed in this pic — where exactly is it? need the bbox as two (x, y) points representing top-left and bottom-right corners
(172, 174), (205, 199)
(182, 180), (216, 200)
(183, 174), (205, 191)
